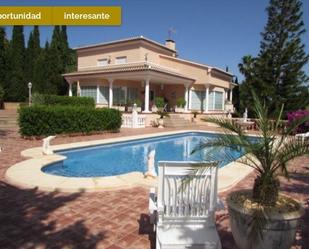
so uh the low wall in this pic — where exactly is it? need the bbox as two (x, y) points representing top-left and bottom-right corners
(4, 102), (21, 110)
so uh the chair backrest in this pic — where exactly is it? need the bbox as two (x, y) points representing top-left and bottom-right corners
(157, 161), (218, 224)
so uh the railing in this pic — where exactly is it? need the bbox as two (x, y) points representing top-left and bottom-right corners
(230, 118), (288, 132)
(122, 114), (146, 128)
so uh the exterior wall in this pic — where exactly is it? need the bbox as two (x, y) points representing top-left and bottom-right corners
(159, 56), (232, 89)
(159, 56), (210, 84)
(77, 44), (141, 70)
(139, 45), (172, 64)
(210, 70), (232, 88)
(161, 84), (185, 109)
(77, 41), (175, 70)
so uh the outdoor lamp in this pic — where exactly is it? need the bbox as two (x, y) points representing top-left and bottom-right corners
(28, 82), (32, 106)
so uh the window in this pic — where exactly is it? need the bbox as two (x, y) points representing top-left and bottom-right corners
(97, 59), (108, 66)
(214, 92), (223, 110)
(115, 56), (127, 64)
(127, 88), (138, 103)
(99, 86), (109, 104)
(208, 91), (214, 110)
(113, 87), (126, 105)
(80, 86), (97, 102)
(208, 91), (223, 110)
(190, 90), (205, 111)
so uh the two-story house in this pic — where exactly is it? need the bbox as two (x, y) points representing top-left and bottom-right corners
(63, 36), (235, 113)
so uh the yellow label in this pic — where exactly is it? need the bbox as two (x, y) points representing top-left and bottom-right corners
(0, 6), (121, 25)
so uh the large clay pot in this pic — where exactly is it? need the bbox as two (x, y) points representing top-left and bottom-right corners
(227, 190), (304, 249)
(158, 118), (164, 128)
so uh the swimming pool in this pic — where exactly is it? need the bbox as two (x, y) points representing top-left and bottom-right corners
(42, 132), (245, 177)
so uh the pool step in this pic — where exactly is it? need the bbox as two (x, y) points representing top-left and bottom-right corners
(164, 115), (195, 128)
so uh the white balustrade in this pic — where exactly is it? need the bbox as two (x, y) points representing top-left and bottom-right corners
(122, 114), (146, 128)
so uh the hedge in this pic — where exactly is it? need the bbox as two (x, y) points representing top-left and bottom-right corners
(18, 106), (122, 137)
(32, 93), (95, 108)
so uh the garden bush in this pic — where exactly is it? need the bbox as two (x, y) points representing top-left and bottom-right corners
(32, 93), (95, 108)
(176, 97), (186, 108)
(154, 97), (165, 108)
(18, 105), (122, 137)
(287, 110), (309, 133)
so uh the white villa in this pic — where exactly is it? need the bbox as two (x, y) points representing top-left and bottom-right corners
(63, 36), (235, 113)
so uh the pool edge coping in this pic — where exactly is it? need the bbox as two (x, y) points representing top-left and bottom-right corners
(5, 129), (255, 192)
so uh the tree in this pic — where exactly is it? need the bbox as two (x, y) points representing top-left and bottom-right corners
(48, 26), (74, 95)
(232, 76), (240, 114)
(193, 91), (309, 205)
(25, 26), (41, 91)
(42, 41), (58, 94)
(239, 0), (309, 117)
(6, 26), (26, 101)
(0, 27), (6, 93)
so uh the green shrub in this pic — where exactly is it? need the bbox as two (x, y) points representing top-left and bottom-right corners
(176, 97), (186, 108)
(0, 85), (4, 109)
(32, 93), (95, 108)
(18, 105), (122, 137)
(154, 97), (165, 108)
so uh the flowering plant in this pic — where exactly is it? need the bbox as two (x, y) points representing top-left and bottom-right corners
(287, 110), (309, 133)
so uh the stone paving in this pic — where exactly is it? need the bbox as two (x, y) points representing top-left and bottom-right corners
(0, 123), (308, 248)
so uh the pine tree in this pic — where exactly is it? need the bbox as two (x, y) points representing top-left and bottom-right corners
(239, 0), (309, 116)
(25, 31), (34, 83)
(232, 76), (240, 114)
(0, 27), (6, 90)
(6, 26), (26, 101)
(44, 39), (61, 95)
(25, 26), (42, 93)
(49, 26), (67, 95)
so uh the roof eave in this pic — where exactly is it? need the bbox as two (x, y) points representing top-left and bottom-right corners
(74, 36), (177, 53)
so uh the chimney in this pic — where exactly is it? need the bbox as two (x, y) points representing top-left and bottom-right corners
(165, 39), (176, 50)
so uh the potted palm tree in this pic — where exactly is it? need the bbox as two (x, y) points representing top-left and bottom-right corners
(154, 97), (168, 128)
(175, 97), (186, 113)
(192, 93), (308, 249)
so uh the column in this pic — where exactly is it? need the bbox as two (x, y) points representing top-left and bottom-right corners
(184, 85), (189, 112)
(108, 79), (113, 108)
(77, 81), (81, 96)
(204, 85), (209, 113)
(188, 89), (192, 109)
(96, 85), (100, 104)
(222, 91), (225, 111)
(230, 88), (233, 102)
(68, 83), (72, 97)
(124, 86), (128, 104)
(144, 79), (150, 113)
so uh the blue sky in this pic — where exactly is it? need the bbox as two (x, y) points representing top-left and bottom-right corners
(1, 0), (309, 80)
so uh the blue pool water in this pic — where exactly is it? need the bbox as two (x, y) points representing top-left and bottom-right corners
(42, 132), (245, 177)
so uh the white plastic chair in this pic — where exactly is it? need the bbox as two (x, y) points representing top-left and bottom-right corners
(149, 161), (222, 249)
(295, 131), (309, 143)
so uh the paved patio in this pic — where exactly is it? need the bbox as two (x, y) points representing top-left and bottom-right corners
(0, 124), (308, 248)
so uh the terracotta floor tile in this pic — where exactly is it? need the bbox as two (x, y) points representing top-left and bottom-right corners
(0, 115), (307, 249)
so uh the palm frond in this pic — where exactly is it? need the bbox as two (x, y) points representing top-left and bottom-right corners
(272, 138), (309, 174)
(179, 162), (219, 192)
(202, 117), (244, 135)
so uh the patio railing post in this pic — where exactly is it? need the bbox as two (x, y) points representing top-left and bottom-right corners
(204, 85), (209, 113)
(69, 83), (72, 97)
(143, 78), (150, 113)
(184, 85), (189, 112)
(108, 79), (114, 108)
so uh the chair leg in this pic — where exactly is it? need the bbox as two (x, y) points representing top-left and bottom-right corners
(156, 237), (161, 249)
(217, 239), (222, 249)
